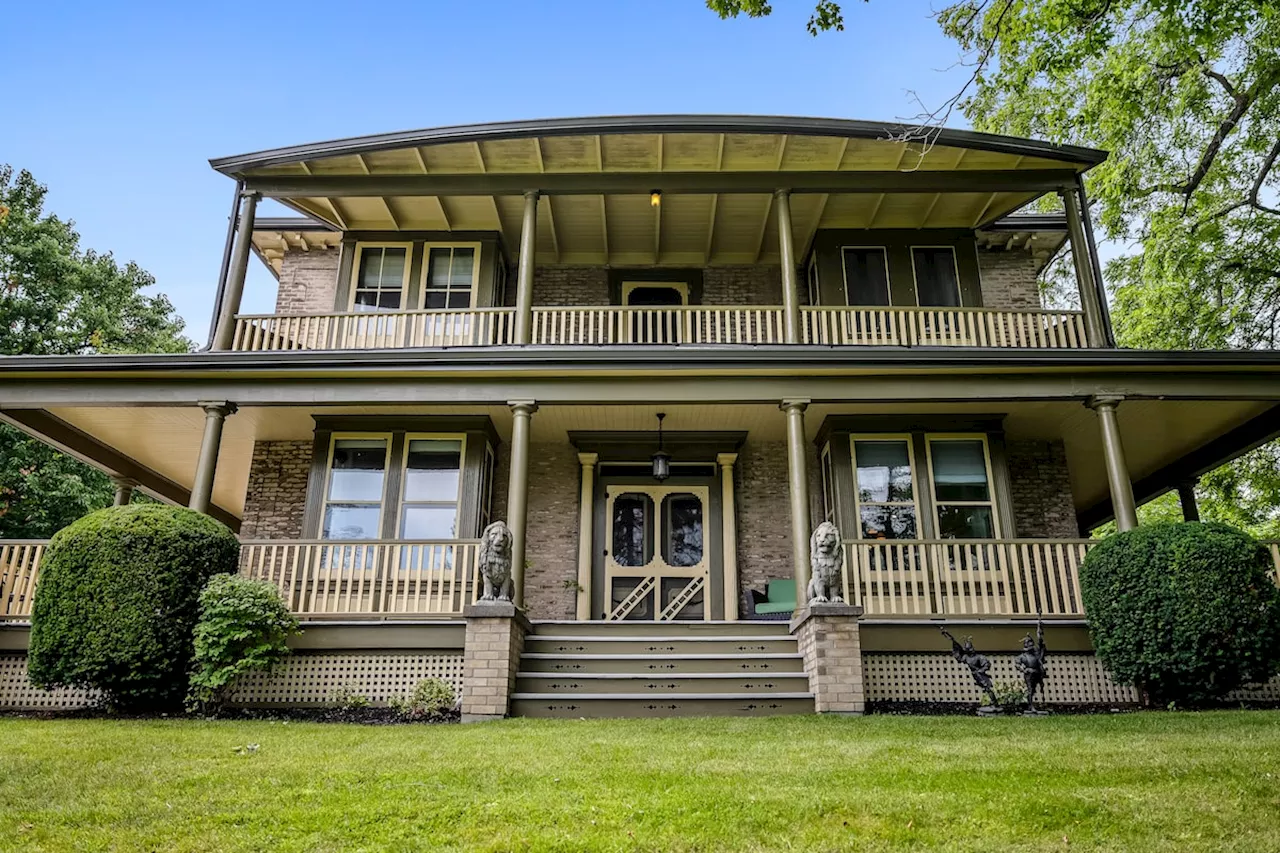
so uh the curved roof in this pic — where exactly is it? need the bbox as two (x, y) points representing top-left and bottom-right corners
(210, 114), (1106, 175)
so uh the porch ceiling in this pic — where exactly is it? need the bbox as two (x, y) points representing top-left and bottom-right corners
(27, 398), (1273, 525)
(215, 117), (1101, 266)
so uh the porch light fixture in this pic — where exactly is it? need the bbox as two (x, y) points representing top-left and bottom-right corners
(651, 412), (671, 482)
(650, 190), (662, 208)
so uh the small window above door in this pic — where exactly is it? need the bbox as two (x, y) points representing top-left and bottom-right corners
(622, 282), (689, 307)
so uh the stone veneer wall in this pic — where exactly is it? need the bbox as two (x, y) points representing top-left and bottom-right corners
(275, 248), (341, 314)
(239, 441), (312, 540)
(1006, 439), (1080, 538)
(976, 250), (1043, 311)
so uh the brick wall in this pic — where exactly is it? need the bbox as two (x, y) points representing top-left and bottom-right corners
(977, 250), (1043, 311)
(275, 248), (341, 314)
(522, 441), (582, 620)
(703, 266), (783, 305)
(240, 441), (312, 540)
(793, 607), (865, 713)
(1006, 439), (1079, 538)
(519, 265), (787, 308)
(521, 266), (610, 307)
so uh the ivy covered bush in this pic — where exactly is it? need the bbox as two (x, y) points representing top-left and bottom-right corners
(28, 505), (239, 710)
(1080, 522), (1280, 706)
(189, 574), (299, 712)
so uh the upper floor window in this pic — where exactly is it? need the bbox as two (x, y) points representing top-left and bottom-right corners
(351, 245), (411, 312)
(422, 245), (479, 310)
(911, 247), (961, 307)
(841, 247), (890, 306)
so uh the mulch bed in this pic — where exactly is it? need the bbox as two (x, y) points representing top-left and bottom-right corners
(0, 706), (460, 725)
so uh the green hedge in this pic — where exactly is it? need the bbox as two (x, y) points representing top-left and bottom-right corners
(1080, 522), (1280, 706)
(28, 505), (240, 710)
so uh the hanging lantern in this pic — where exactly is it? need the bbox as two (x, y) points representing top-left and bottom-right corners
(651, 412), (671, 482)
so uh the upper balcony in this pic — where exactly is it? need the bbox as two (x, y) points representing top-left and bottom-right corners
(208, 116), (1112, 354)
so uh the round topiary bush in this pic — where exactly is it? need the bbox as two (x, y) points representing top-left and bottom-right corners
(28, 504), (240, 711)
(1079, 521), (1280, 706)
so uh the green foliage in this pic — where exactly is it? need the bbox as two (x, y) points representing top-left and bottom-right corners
(1079, 522), (1280, 705)
(0, 165), (190, 538)
(329, 684), (372, 710)
(388, 678), (457, 721)
(706, 0), (852, 35)
(27, 505), (240, 710)
(188, 575), (300, 712)
(992, 681), (1027, 709)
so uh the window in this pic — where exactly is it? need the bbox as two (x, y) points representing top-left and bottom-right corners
(622, 282), (688, 306)
(927, 436), (998, 538)
(321, 437), (390, 539)
(841, 247), (890, 306)
(421, 245), (479, 310)
(661, 494), (704, 567)
(806, 255), (820, 306)
(351, 245), (410, 312)
(850, 438), (918, 539)
(399, 437), (464, 539)
(911, 247), (961, 307)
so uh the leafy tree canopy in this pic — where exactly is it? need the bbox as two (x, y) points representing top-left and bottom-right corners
(0, 165), (190, 538)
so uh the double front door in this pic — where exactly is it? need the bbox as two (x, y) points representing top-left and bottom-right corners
(601, 483), (715, 621)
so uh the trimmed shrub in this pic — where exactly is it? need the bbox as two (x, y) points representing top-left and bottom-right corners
(1080, 521), (1280, 706)
(188, 574), (300, 712)
(388, 678), (457, 720)
(28, 505), (240, 710)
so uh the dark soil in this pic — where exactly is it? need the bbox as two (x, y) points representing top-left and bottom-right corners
(0, 706), (460, 725)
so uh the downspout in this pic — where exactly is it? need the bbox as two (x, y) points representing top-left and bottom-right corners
(1076, 174), (1116, 347)
(204, 179), (244, 351)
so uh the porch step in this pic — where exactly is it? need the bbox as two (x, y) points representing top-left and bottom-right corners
(513, 620), (813, 718)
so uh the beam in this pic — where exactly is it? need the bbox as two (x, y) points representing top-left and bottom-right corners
(543, 195), (561, 262)
(378, 197), (401, 229)
(0, 409), (241, 530)
(599, 195), (610, 262)
(242, 169), (1080, 198)
(704, 194), (719, 264)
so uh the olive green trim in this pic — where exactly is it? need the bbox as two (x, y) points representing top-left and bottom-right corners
(814, 414), (1006, 448)
(311, 415), (500, 448)
(859, 621), (1093, 652)
(569, 431), (746, 461)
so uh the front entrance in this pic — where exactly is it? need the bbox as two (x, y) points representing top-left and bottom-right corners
(603, 484), (711, 621)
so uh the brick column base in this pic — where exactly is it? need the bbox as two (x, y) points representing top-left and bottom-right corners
(790, 602), (865, 715)
(461, 602), (531, 723)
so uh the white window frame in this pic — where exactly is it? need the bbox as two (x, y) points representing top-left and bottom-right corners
(417, 243), (483, 311)
(348, 243), (413, 312)
(924, 433), (1000, 539)
(397, 432), (468, 541)
(622, 281), (690, 306)
(319, 432), (394, 540)
(849, 434), (922, 541)
(840, 246), (892, 307)
(908, 245), (963, 307)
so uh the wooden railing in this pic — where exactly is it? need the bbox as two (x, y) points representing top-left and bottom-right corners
(843, 539), (1095, 617)
(239, 540), (481, 617)
(802, 306), (1088, 348)
(531, 306), (786, 345)
(231, 309), (516, 351)
(0, 541), (45, 620)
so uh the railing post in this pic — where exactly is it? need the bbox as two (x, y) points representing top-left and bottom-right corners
(189, 401), (236, 514)
(513, 191), (539, 345)
(1087, 396), (1138, 531)
(781, 399), (812, 598)
(506, 400), (538, 609)
(1060, 188), (1108, 348)
(776, 190), (801, 344)
(211, 190), (260, 352)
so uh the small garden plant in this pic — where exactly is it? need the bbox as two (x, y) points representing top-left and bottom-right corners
(389, 678), (457, 721)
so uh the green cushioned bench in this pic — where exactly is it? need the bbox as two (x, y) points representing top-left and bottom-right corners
(748, 579), (796, 620)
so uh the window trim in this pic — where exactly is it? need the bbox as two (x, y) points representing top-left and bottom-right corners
(924, 432), (1001, 538)
(348, 243), (414, 312)
(397, 432), (468, 540)
(909, 244), (963, 308)
(319, 432), (394, 541)
(849, 433), (922, 541)
(621, 281), (690, 306)
(839, 246), (891, 307)
(416, 242), (483, 311)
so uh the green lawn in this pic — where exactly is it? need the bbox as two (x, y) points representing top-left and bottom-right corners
(2, 713), (1279, 852)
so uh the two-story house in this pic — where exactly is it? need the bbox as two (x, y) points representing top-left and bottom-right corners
(3, 116), (1279, 716)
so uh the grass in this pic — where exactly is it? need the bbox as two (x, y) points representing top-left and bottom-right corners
(2, 712), (1279, 852)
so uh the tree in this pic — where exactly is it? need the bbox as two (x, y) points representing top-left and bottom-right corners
(708, 1), (1280, 536)
(0, 165), (190, 538)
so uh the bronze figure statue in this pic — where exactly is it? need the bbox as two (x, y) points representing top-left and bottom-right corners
(940, 628), (998, 709)
(1014, 618), (1049, 714)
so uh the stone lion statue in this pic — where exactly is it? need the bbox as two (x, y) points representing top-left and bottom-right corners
(807, 521), (845, 604)
(478, 520), (514, 602)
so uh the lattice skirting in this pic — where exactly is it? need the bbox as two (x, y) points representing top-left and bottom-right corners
(863, 652), (1138, 704)
(228, 652), (465, 707)
(0, 654), (98, 710)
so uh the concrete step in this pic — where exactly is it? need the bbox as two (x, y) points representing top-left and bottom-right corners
(524, 635), (797, 656)
(519, 652), (806, 674)
(516, 672), (811, 695)
(510, 693), (815, 719)
(528, 620), (792, 638)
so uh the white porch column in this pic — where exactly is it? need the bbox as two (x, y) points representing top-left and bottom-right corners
(718, 452), (740, 621)
(782, 399), (812, 598)
(189, 402), (236, 515)
(575, 452), (598, 620)
(1088, 396), (1138, 531)
(210, 191), (260, 352)
(1060, 188), (1108, 348)
(776, 190), (802, 344)
(513, 191), (539, 345)
(506, 401), (538, 608)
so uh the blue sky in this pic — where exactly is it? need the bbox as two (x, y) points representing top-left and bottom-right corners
(5, 0), (974, 343)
